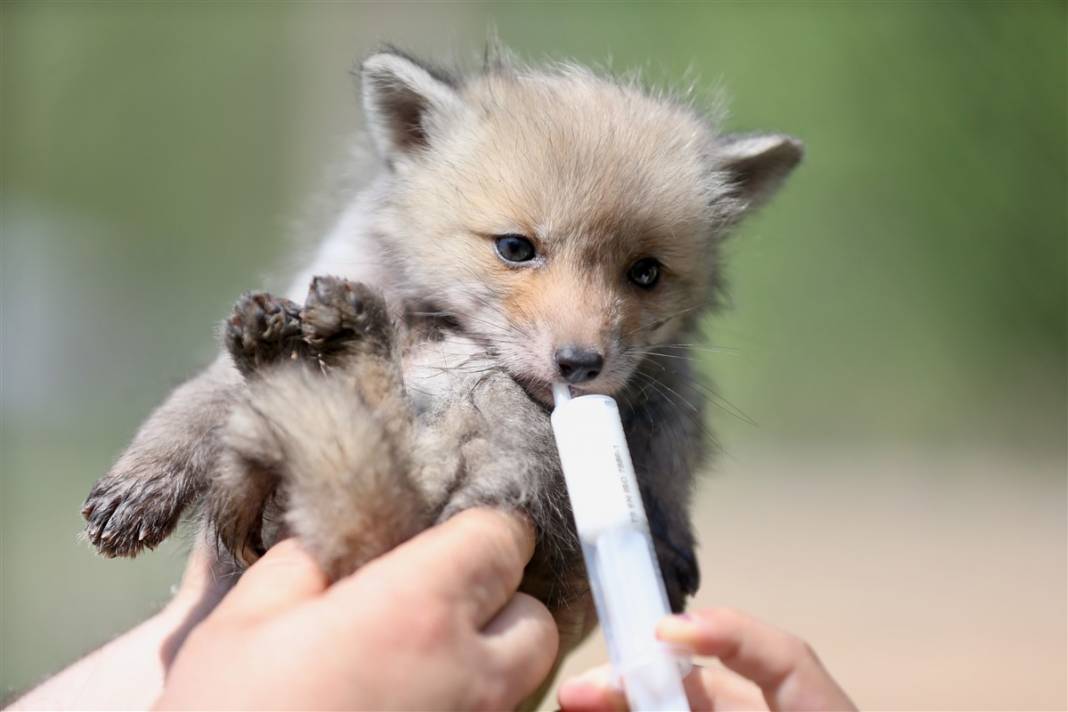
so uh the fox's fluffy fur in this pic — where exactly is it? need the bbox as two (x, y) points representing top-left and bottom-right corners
(83, 47), (802, 671)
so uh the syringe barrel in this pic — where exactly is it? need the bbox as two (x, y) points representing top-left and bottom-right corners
(551, 394), (690, 711)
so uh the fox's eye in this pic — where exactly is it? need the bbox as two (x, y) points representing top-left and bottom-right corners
(494, 234), (536, 263)
(627, 257), (661, 289)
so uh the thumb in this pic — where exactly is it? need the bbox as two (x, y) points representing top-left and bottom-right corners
(210, 539), (329, 623)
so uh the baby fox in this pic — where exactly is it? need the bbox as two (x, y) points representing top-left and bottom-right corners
(82, 48), (801, 650)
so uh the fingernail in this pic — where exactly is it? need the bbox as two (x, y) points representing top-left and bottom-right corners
(569, 667), (620, 689)
(656, 613), (703, 644)
(559, 678), (591, 696)
(559, 677), (627, 712)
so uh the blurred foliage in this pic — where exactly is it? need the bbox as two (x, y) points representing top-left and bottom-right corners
(1, 0), (1064, 698)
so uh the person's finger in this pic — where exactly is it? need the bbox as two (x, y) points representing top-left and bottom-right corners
(682, 664), (766, 711)
(342, 508), (535, 626)
(558, 662), (767, 712)
(210, 539), (329, 623)
(657, 609), (856, 711)
(479, 592), (559, 704)
(557, 664), (626, 712)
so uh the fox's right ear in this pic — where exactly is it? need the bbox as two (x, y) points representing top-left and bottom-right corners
(359, 50), (461, 165)
(717, 133), (804, 211)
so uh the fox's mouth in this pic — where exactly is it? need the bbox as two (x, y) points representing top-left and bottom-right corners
(461, 327), (624, 405)
(506, 372), (556, 409)
(506, 370), (617, 409)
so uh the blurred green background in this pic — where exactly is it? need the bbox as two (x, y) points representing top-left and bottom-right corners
(2, 1), (1064, 708)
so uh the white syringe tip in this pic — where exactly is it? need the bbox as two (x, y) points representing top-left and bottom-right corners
(552, 382), (573, 406)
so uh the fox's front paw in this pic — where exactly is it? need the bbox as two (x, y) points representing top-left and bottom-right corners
(656, 538), (700, 613)
(82, 467), (192, 557)
(301, 276), (392, 360)
(225, 292), (306, 377)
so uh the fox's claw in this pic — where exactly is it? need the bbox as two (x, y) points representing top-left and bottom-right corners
(301, 276), (392, 361)
(225, 292), (306, 377)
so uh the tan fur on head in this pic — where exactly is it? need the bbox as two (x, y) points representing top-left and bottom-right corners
(361, 51), (802, 400)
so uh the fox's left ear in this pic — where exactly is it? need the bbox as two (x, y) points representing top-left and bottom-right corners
(717, 133), (804, 209)
(359, 49), (462, 165)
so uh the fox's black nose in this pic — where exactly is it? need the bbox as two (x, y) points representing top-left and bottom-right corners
(555, 346), (604, 384)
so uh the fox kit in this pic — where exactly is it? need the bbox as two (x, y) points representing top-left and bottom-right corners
(83, 48), (801, 656)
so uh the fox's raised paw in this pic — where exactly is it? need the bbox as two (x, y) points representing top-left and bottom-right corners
(301, 276), (392, 360)
(225, 292), (306, 377)
(82, 467), (191, 557)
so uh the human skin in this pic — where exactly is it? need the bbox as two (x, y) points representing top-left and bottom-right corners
(155, 508), (558, 710)
(12, 509), (852, 712)
(11, 509), (558, 711)
(557, 608), (857, 712)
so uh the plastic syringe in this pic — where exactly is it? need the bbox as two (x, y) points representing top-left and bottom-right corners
(551, 382), (691, 711)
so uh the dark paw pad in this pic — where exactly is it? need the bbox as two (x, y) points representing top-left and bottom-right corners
(301, 276), (390, 356)
(225, 292), (305, 377)
(82, 474), (186, 557)
(657, 541), (700, 613)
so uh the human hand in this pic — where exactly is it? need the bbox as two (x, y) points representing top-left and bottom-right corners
(558, 608), (856, 712)
(155, 509), (559, 711)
